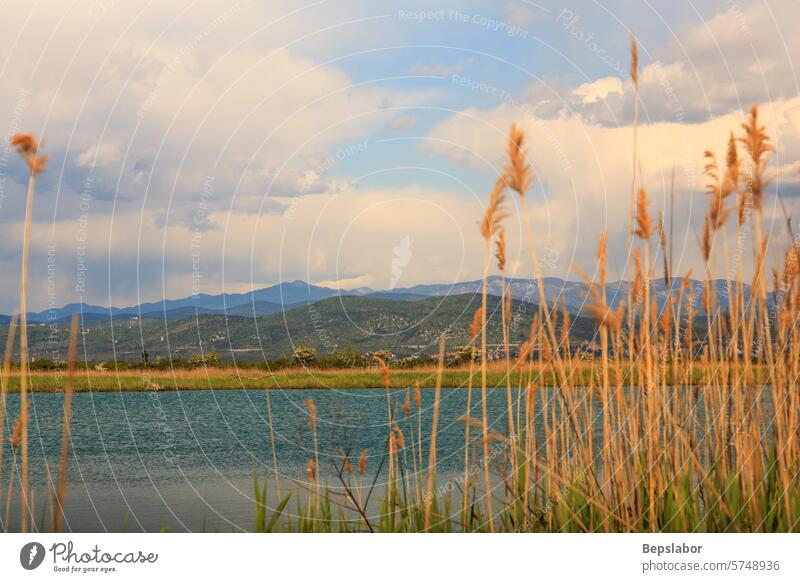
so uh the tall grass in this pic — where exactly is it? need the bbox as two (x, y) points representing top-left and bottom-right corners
(246, 100), (800, 532)
(6, 134), (47, 533)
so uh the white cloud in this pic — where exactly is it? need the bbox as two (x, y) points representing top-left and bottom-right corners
(316, 274), (375, 289)
(423, 97), (800, 280)
(75, 142), (123, 168)
(0, 2), (430, 225)
(3, 184), (534, 310)
(572, 77), (623, 104)
(1, 0), (798, 313)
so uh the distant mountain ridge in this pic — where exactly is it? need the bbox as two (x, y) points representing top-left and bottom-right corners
(0, 280), (339, 324)
(6, 293), (597, 362)
(0, 276), (764, 325)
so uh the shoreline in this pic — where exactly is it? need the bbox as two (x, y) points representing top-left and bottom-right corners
(0, 364), (766, 393)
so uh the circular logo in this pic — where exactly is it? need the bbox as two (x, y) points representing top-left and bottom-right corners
(19, 542), (46, 570)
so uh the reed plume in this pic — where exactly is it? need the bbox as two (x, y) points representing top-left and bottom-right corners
(629, 31), (639, 91)
(304, 398), (317, 433)
(495, 228), (506, 271)
(740, 105), (772, 212)
(505, 123), (532, 197)
(9, 407), (25, 450)
(634, 187), (652, 240)
(480, 177), (508, 241)
(306, 460), (316, 482)
(628, 31), (641, 251)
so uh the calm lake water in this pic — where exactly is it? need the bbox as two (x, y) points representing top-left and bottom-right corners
(1, 387), (542, 532)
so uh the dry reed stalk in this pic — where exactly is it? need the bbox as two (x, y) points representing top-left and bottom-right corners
(589, 233), (614, 503)
(478, 169), (509, 532)
(634, 186), (660, 529)
(304, 398), (321, 504)
(11, 133), (47, 534)
(374, 355), (395, 499)
(0, 314), (18, 515)
(413, 381), (423, 479)
(403, 388), (422, 504)
(4, 405), (26, 527)
(628, 31), (641, 257)
(265, 389), (281, 498)
(461, 313), (481, 528)
(505, 128), (592, 500)
(52, 314), (79, 533)
(423, 334), (446, 531)
(497, 264), (518, 498)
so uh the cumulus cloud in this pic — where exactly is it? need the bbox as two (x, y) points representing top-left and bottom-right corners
(526, 0), (800, 126)
(572, 77), (623, 104)
(0, 1), (427, 212)
(1, 184), (534, 310)
(75, 142), (123, 168)
(424, 96), (800, 281)
(410, 0), (800, 282)
(316, 274), (376, 289)
(0, 1), (433, 309)
(1, 0), (798, 313)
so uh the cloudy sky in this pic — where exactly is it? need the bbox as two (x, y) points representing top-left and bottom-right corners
(0, 0), (798, 312)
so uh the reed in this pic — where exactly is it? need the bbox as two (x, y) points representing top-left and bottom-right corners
(10, 133), (47, 533)
(52, 315), (79, 532)
(423, 335), (446, 531)
(260, 100), (799, 532)
(0, 314), (18, 527)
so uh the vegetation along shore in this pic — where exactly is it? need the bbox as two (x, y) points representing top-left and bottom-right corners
(0, 363), (776, 392)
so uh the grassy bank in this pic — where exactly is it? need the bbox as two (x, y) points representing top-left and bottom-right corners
(1, 363), (771, 392)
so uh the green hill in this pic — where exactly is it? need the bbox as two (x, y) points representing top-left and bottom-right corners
(1, 293), (598, 362)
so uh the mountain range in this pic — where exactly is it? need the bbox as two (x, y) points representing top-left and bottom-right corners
(0, 276), (760, 325)
(0, 275), (756, 361)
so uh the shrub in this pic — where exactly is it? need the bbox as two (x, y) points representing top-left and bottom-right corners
(454, 344), (479, 364)
(188, 352), (220, 367)
(292, 345), (317, 367)
(330, 347), (366, 368)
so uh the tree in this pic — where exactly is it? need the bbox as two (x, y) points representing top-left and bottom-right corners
(188, 352), (220, 367)
(455, 344), (479, 364)
(292, 345), (317, 367)
(330, 347), (365, 368)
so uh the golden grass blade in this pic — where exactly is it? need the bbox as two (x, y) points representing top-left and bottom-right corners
(0, 314), (18, 517)
(423, 334), (446, 531)
(53, 314), (79, 533)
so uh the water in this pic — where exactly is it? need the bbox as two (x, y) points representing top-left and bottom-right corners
(0, 387), (527, 532)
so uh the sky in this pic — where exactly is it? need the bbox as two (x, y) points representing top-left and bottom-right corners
(0, 0), (799, 312)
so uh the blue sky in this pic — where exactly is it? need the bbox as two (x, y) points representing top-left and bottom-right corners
(0, 0), (798, 312)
